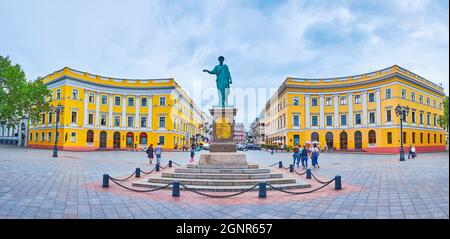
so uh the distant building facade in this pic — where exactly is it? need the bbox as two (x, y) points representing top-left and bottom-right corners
(233, 123), (245, 143)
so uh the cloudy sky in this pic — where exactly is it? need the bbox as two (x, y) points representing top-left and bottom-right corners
(1, 0), (448, 127)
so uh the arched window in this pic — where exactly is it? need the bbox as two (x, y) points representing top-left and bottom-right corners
(368, 130), (376, 144)
(139, 132), (147, 145)
(311, 132), (319, 142)
(86, 130), (94, 143)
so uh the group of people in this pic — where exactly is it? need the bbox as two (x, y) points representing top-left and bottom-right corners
(145, 143), (196, 164)
(292, 144), (321, 169)
(408, 144), (417, 159)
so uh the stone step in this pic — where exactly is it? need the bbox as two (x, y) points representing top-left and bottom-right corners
(186, 163), (259, 169)
(161, 172), (283, 180)
(132, 181), (311, 192)
(145, 177), (297, 186)
(174, 167), (271, 174)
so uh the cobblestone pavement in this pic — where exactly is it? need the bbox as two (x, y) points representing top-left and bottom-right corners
(0, 145), (448, 219)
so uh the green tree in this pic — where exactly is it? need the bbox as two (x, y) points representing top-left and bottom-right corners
(0, 55), (50, 127)
(438, 96), (449, 130)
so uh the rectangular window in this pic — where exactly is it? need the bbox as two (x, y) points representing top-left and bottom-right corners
(100, 115), (107, 126)
(354, 95), (361, 104)
(35, 133), (38, 142)
(115, 96), (121, 106)
(89, 93), (95, 103)
(386, 89), (391, 99)
(160, 97), (166, 106)
(368, 93), (375, 102)
(386, 110), (391, 122)
(433, 100), (436, 108)
(434, 115), (437, 126)
(41, 132), (45, 142)
(387, 132), (392, 144)
(440, 134), (442, 144)
(293, 97), (299, 106)
(369, 112), (376, 124)
(401, 89), (406, 99)
(141, 117), (147, 128)
(114, 116), (120, 127)
(71, 111), (77, 124)
(420, 133), (423, 143)
(128, 97), (134, 107)
(419, 95), (423, 103)
(341, 114), (347, 126)
(426, 98), (430, 106)
(434, 134), (436, 143)
(71, 132), (76, 143)
(403, 132), (407, 144)
(56, 89), (61, 99)
(48, 112), (53, 124)
(293, 114), (299, 127)
(340, 96), (347, 105)
(411, 92), (416, 102)
(49, 92), (53, 101)
(41, 114), (45, 124)
(159, 136), (165, 145)
(141, 98), (147, 107)
(101, 95), (108, 105)
(127, 117), (134, 128)
(311, 116), (318, 126)
(427, 133), (430, 143)
(72, 89), (78, 100)
(355, 114), (361, 125)
(326, 97), (332, 106)
(411, 111), (416, 123)
(159, 116), (166, 128)
(88, 114), (94, 125)
(403, 110), (407, 122)
(311, 98), (318, 106)
(326, 116), (333, 126)
(30, 133), (32, 141)
(412, 132), (416, 144)
(48, 132), (52, 142)
(427, 114), (430, 125)
(419, 113), (423, 124)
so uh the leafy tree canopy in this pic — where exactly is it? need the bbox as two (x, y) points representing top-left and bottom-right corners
(0, 55), (50, 127)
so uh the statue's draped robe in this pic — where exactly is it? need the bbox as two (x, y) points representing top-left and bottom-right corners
(210, 64), (231, 104)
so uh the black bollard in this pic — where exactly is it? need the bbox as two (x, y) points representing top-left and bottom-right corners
(172, 181), (180, 197)
(306, 169), (311, 179)
(278, 161), (282, 168)
(169, 160), (173, 168)
(335, 175), (342, 190)
(135, 168), (141, 178)
(156, 163), (160, 172)
(102, 174), (109, 188)
(289, 164), (294, 173)
(259, 181), (266, 198)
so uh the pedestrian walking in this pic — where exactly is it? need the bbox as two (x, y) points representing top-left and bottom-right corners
(271, 145), (274, 155)
(311, 144), (320, 168)
(146, 144), (154, 164)
(155, 143), (163, 165)
(189, 147), (195, 163)
(408, 145), (416, 159)
(300, 145), (308, 169)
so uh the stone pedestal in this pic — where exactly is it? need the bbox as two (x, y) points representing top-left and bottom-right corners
(199, 106), (248, 166)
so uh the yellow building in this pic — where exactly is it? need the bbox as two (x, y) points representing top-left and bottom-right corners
(28, 67), (206, 151)
(263, 65), (447, 153)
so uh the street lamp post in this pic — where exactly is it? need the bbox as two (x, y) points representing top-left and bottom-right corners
(395, 104), (409, 161)
(51, 103), (64, 157)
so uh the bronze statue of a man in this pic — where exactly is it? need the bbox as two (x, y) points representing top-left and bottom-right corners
(203, 56), (232, 107)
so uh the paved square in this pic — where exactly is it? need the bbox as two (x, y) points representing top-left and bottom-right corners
(0, 145), (448, 219)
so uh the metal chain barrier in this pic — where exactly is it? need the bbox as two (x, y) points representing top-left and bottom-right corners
(180, 183), (259, 198)
(109, 177), (172, 192)
(268, 162), (279, 167)
(172, 161), (182, 166)
(310, 172), (335, 184)
(266, 178), (335, 195)
(293, 168), (307, 176)
(108, 171), (136, 182)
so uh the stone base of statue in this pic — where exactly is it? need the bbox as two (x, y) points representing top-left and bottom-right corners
(199, 106), (248, 166)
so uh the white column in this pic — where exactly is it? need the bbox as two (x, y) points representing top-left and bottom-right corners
(362, 91), (367, 126)
(147, 95), (152, 130)
(18, 124), (22, 146)
(334, 94), (339, 128)
(348, 93), (353, 127)
(305, 95), (310, 129)
(109, 94), (113, 128)
(135, 95), (140, 129)
(84, 90), (89, 127)
(376, 89), (381, 126)
(122, 95), (127, 128)
(24, 118), (29, 146)
(95, 92), (100, 127)
(319, 95), (324, 128)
